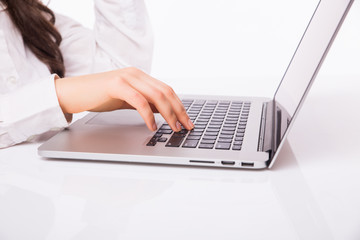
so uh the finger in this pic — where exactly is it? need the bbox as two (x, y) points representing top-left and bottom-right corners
(118, 102), (135, 110)
(147, 81), (194, 130)
(124, 70), (193, 130)
(121, 101), (160, 114)
(149, 103), (159, 113)
(141, 84), (184, 132)
(152, 95), (182, 132)
(110, 82), (157, 131)
(122, 70), (181, 131)
(158, 84), (194, 130)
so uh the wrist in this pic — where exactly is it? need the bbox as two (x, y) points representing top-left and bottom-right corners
(54, 74), (73, 123)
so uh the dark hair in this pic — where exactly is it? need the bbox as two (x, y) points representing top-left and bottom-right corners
(1, 0), (65, 77)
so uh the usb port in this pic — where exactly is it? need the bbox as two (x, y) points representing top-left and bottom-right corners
(221, 161), (235, 166)
(241, 162), (254, 167)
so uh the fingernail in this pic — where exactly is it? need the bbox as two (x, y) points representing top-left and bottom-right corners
(188, 119), (194, 129)
(152, 123), (157, 131)
(176, 121), (181, 131)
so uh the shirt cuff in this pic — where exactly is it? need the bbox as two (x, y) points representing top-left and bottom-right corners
(0, 74), (69, 145)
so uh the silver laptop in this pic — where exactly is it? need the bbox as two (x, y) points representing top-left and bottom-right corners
(38, 0), (353, 169)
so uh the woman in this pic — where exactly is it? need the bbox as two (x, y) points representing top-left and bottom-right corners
(0, 0), (194, 148)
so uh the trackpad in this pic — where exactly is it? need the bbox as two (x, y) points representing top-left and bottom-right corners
(86, 110), (160, 127)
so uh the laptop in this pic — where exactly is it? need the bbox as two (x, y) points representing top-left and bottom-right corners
(38, 0), (354, 169)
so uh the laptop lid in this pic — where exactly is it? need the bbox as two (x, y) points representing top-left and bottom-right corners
(268, 0), (354, 167)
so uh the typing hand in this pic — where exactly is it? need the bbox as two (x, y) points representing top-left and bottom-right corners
(54, 67), (194, 132)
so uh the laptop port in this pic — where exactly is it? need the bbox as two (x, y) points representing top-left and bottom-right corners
(190, 160), (215, 164)
(221, 161), (235, 166)
(241, 162), (254, 167)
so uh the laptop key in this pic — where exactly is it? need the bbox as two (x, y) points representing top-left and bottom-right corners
(146, 140), (157, 146)
(179, 129), (189, 134)
(146, 137), (158, 146)
(215, 142), (231, 150)
(189, 132), (202, 136)
(196, 119), (208, 123)
(199, 143), (214, 149)
(219, 134), (233, 139)
(200, 113), (212, 117)
(235, 134), (244, 139)
(182, 140), (199, 148)
(225, 120), (238, 124)
(210, 119), (223, 123)
(206, 128), (220, 132)
(189, 111), (200, 115)
(154, 132), (163, 137)
(218, 138), (232, 143)
(194, 100), (206, 105)
(187, 135), (201, 140)
(157, 137), (168, 142)
(219, 101), (230, 104)
(204, 132), (218, 136)
(201, 139), (216, 144)
(232, 145), (241, 150)
(212, 116), (225, 120)
(208, 124), (222, 129)
(221, 130), (235, 135)
(160, 124), (172, 130)
(223, 124), (237, 128)
(214, 112), (226, 116)
(226, 116), (237, 120)
(158, 129), (173, 134)
(202, 135), (217, 140)
(166, 136), (185, 147)
(223, 127), (236, 131)
(195, 124), (207, 129)
(173, 132), (187, 138)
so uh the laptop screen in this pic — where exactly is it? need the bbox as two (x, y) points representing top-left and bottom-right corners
(271, 0), (353, 155)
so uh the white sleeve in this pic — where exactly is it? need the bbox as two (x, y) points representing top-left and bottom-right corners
(56, 0), (153, 76)
(0, 74), (69, 149)
(94, 0), (153, 72)
(0, 0), (153, 148)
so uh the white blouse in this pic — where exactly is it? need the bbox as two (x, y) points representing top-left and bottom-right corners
(0, 0), (153, 148)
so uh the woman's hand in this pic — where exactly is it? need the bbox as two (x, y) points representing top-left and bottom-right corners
(54, 67), (194, 132)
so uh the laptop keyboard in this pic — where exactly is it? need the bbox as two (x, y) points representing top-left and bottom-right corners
(146, 99), (251, 151)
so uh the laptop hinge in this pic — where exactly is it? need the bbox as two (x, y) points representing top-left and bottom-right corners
(258, 101), (274, 156)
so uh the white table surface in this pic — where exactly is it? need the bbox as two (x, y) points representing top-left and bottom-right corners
(1, 75), (359, 240)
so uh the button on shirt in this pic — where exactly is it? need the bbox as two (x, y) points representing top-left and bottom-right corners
(0, 0), (153, 148)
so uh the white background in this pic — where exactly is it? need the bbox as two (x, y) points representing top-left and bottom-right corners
(48, 0), (360, 97)
(1, 1), (360, 239)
